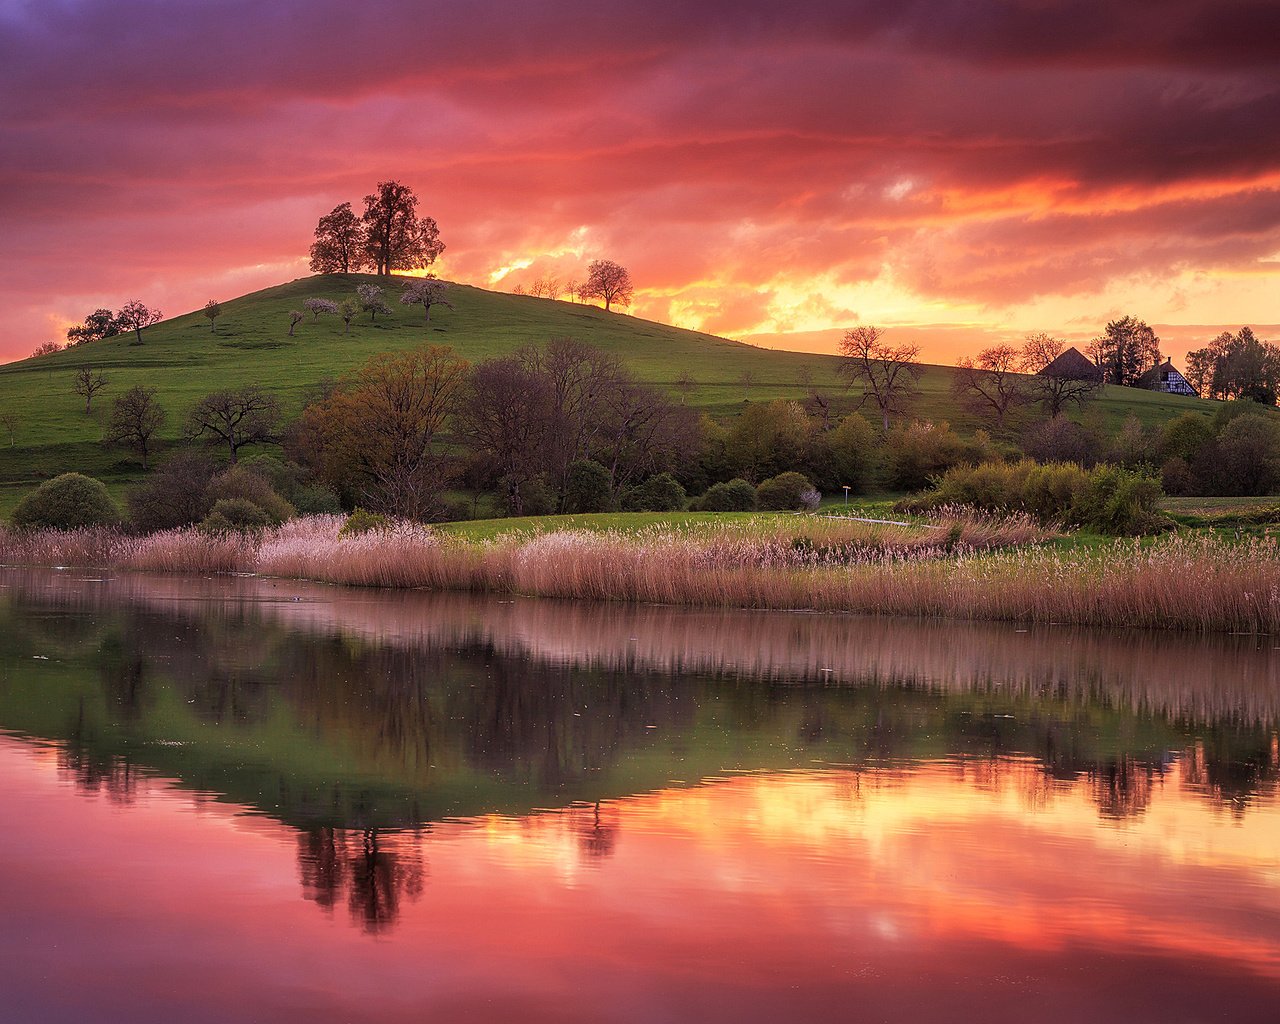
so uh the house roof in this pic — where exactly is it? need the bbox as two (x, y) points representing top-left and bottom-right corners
(1041, 346), (1103, 381)
(1136, 358), (1186, 389)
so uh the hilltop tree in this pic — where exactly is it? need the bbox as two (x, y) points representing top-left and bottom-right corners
(185, 386), (281, 463)
(838, 325), (923, 431)
(73, 367), (108, 414)
(203, 300), (222, 333)
(581, 260), (633, 311)
(1020, 331), (1065, 373)
(951, 345), (1029, 428)
(105, 386), (165, 469)
(116, 300), (163, 344)
(309, 202), (366, 274)
(31, 342), (62, 357)
(399, 279), (453, 325)
(67, 308), (121, 346)
(1088, 315), (1160, 387)
(360, 182), (445, 276)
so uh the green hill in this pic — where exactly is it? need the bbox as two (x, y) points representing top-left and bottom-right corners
(0, 273), (1222, 509)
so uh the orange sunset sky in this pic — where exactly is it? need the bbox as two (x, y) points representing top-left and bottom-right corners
(1, 0), (1278, 365)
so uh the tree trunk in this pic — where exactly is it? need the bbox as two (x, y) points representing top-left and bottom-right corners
(882, 407), (890, 432)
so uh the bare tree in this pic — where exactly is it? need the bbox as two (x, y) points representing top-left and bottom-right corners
(116, 300), (162, 344)
(204, 300), (222, 333)
(838, 326), (923, 431)
(1020, 333), (1100, 416)
(0, 411), (16, 446)
(73, 367), (108, 414)
(185, 386), (281, 463)
(399, 279), (453, 325)
(566, 280), (580, 303)
(674, 373), (696, 405)
(581, 259), (633, 311)
(309, 202), (366, 274)
(288, 311), (305, 337)
(951, 345), (1029, 428)
(457, 357), (555, 515)
(1020, 331), (1065, 373)
(738, 369), (756, 401)
(105, 386), (165, 469)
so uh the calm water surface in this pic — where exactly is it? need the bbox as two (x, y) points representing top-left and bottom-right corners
(1, 568), (1279, 1022)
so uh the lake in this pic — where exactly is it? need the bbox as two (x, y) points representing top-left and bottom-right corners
(1, 567), (1278, 1022)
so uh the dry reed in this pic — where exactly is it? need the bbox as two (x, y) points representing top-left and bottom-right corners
(2, 516), (1278, 633)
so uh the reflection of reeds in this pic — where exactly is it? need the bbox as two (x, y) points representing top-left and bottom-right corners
(14, 568), (1280, 723)
(3, 516), (1280, 633)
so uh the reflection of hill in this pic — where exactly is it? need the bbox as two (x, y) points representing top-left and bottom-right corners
(0, 568), (1276, 834)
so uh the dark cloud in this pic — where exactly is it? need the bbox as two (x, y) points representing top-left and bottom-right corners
(1, 0), (1278, 358)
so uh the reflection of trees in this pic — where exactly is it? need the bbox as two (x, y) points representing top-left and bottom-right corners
(572, 800), (618, 860)
(453, 650), (690, 789)
(1183, 732), (1280, 818)
(297, 827), (426, 933)
(1089, 757), (1163, 820)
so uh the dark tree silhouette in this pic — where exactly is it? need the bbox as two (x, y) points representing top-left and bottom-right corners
(116, 300), (163, 344)
(581, 259), (633, 311)
(309, 202), (366, 274)
(360, 181), (445, 276)
(105, 385), (165, 468)
(185, 386), (281, 463)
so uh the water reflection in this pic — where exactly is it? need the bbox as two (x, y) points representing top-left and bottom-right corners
(2, 569), (1280, 1019)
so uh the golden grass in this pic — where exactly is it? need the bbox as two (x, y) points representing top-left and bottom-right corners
(2, 514), (1278, 633)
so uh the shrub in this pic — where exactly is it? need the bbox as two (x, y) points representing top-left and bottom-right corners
(813, 413), (878, 492)
(339, 508), (389, 538)
(518, 475), (556, 517)
(696, 478), (757, 512)
(884, 421), (992, 491)
(902, 459), (1166, 534)
(564, 460), (613, 514)
(290, 484), (343, 515)
(204, 466), (295, 525)
(12, 473), (120, 529)
(126, 452), (220, 532)
(756, 471), (819, 511)
(200, 498), (272, 533)
(1193, 414), (1280, 497)
(1023, 416), (1101, 466)
(622, 473), (687, 512)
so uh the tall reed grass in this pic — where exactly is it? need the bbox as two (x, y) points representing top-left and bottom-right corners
(2, 514), (1278, 633)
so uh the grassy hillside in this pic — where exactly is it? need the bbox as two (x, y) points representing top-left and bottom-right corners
(0, 272), (1223, 505)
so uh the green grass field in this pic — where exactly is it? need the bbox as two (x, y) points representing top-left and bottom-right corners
(0, 272), (1223, 501)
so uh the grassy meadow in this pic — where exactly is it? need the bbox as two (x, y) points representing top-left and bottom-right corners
(0, 273), (1223, 499)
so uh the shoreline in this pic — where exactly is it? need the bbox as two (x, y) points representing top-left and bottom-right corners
(1, 514), (1278, 635)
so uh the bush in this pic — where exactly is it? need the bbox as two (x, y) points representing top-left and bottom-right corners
(12, 473), (120, 529)
(884, 421), (992, 491)
(902, 459), (1166, 534)
(1023, 416), (1101, 466)
(339, 508), (389, 537)
(621, 473), (687, 512)
(696, 478), (757, 512)
(1192, 414), (1280, 497)
(126, 452), (220, 532)
(200, 498), (272, 533)
(564, 460), (613, 514)
(813, 414), (878, 492)
(290, 484), (343, 515)
(205, 466), (295, 525)
(756, 471), (819, 511)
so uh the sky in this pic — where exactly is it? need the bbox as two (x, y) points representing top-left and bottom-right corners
(1, 0), (1278, 365)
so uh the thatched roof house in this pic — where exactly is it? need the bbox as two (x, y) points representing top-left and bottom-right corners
(1041, 346), (1103, 381)
(1137, 358), (1198, 397)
